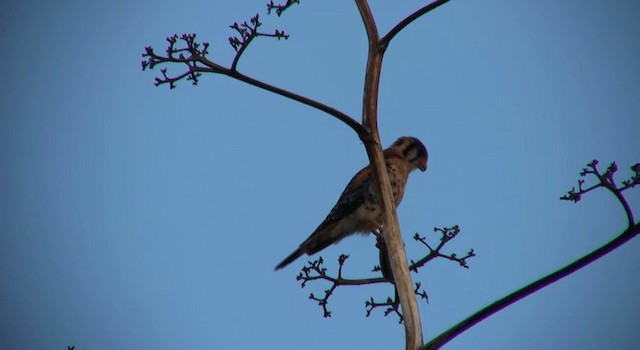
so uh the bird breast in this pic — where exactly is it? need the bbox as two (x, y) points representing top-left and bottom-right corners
(351, 159), (410, 233)
(386, 158), (410, 206)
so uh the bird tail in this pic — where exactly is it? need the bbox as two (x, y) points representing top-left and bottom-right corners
(274, 248), (304, 270)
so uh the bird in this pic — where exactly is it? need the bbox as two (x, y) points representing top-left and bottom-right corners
(274, 136), (428, 271)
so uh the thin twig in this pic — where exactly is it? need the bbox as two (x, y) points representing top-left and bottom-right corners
(410, 226), (475, 272)
(228, 14), (290, 71)
(301, 225), (471, 322)
(267, 0), (299, 16)
(561, 160), (639, 226)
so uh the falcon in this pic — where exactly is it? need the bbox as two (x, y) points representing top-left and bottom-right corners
(275, 136), (428, 270)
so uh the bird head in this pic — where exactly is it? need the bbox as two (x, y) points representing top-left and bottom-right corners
(389, 136), (428, 172)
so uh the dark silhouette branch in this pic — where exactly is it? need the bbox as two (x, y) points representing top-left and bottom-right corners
(298, 225), (472, 322)
(142, 33), (369, 140)
(366, 288), (403, 323)
(220, 69), (369, 140)
(267, 0), (299, 16)
(228, 14), (290, 71)
(381, 0), (452, 50)
(409, 226), (475, 272)
(298, 254), (384, 318)
(298, 255), (387, 288)
(423, 223), (640, 350)
(366, 283), (429, 323)
(561, 160), (638, 226)
(423, 160), (640, 350)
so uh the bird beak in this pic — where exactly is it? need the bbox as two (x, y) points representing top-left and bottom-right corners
(419, 160), (427, 172)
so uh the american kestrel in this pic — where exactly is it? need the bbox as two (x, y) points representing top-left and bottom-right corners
(275, 136), (428, 270)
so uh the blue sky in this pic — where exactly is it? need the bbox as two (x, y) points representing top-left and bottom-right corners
(1, 1), (639, 349)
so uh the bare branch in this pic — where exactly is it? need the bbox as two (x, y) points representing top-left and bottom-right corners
(410, 226), (475, 272)
(297, 255), (387, 288)
(356, 1), (424, 347)
(424, 160), (639, 350)
(424, 223), (640, 350)
(366, 290), (402, 323)
(267, 0), (299, 16)
(561, 160), (639, 226)
(142, 33), (369, 140)
(621, 163), (640, 190)
(381, 0), (451, 50)
(228, 14), (290, 71)
(365, 283), (429, 323)
(297, 255), (388, 318)
(355, 0), (380, 45)
(300, 225), (471, 323)
(224, 70), (369, 141)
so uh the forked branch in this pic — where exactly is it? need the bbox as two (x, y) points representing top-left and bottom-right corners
(297, 225), (473, 323)
(141, 1), (369, 140)
(561, 160), (638, 226)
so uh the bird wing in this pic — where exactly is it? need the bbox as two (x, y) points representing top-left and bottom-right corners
(301, 165), (371, 254)
(274, 165), (371, 270)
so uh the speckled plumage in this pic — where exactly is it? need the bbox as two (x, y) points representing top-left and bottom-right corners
(275, 136), (428, 270)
